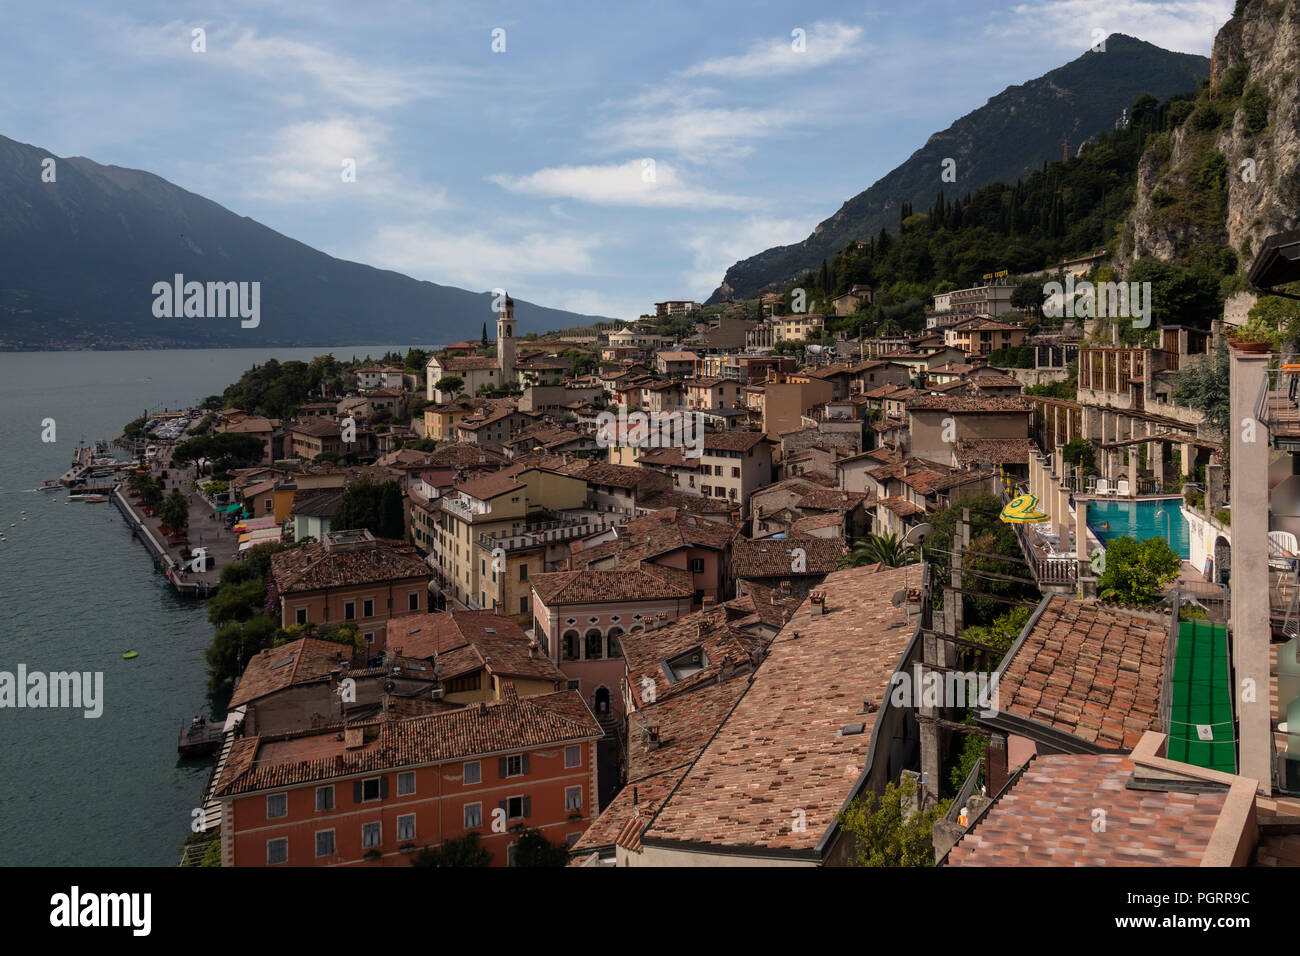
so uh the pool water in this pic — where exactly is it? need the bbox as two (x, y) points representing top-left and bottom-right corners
(1087, 497), (1190, 559)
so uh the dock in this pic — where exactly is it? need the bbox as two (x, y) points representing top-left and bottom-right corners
(177, 722), (225, 756)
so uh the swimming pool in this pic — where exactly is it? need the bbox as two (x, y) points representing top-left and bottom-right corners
(1087, 497), (1190, 559)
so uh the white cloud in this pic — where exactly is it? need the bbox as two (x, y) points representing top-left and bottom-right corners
(119, 20), (456, 108)
(681, 216), (813, 298)
(243, 117), (447, 211)
(357, 222), (606, 292)
(683, 21), (866, 78)
(490, 159), (752, 209)
(595, 106), (799, 160)
(999, 0), (1235, 55)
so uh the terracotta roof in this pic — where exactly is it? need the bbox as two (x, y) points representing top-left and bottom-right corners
(954, 438), (1032, 465)
(215, 691), (599, 798)
(731, 534), (847, 578)
(636, 491), (734, 515)
(907, 395), (1031, 413)
(792, 513), (845, 532)
(879, 496), (927, 517)
(531, 566), (694, 606)
(643, 564), (923, 854)
(621, 607), (766, 708)
(383, 610), (566, 684)
(291, 489), (343, 518)
(229, 638), (352, 707)
(437, 356), (500, 371)
(992, 596), (1167, 750)
(270, 538), (432, 594)
(452, 466), (527, 502)
(946, 752), (1228, 866)
(796, 488), (869, 512)
(423, 443), (510, 469)
(291, 418), (344, 438)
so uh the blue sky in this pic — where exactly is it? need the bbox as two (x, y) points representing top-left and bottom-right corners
(1, 0), (1233, 321)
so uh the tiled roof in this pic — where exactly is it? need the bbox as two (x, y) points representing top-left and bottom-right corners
(230, 638), (352, 707)
(420, 443), (511, 469)
(383, 610), (565, 683)
(793, 513), (845, 532)
(570, 461), (670, 492)
(453, 466), (527, 502)
(215, 691), (600, 798)
(531, 567), (694, 606)
(879, 496), (927, 517)
(796, 488), (869, 512)
(291, 418), (344, 438)
(946, 752), (1227, 866)
(291, 489), (343, 518)
(437, 356), (500, 371)
(636, 491), (734, 515)
(643, 564), (923, 853)
(621, 607), (766, 707)
(731, 534), (847, 578)
(270, 539), (432, 594)
(907, 395), (1031, 413)
(723, 583), (801, 631)
(955, 438), (1032, 465)
(992, 596), (1167, 749)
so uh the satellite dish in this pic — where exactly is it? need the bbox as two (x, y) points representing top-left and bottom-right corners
(891, 588), (907, 607)
(903, 522), (933, 547)
(383, 680), (396, 694)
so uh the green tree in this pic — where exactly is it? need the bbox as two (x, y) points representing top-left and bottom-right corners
(434, 375), (464, 396)
(1173, 344), (1229, 437)
(841, 532), (913, 568)
(511, 828), (569, 867)
(378, 481), (405, 539)
(1096, 536), (1181, 605)
(837, 776), (950, 867)
(410, 833), (493, 867)
(207, 578), (269, 626)
(160, 489), (189, 532)
(172, 432), (267, 476)
(1063, 438), (1096, 476)
(205, 614), (279, 689)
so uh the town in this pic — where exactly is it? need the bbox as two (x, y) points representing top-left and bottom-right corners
(112, 231), (1300, 869)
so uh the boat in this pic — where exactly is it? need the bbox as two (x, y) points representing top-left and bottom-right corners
(122, 650), (139, 660)
(83, 496), (109, 503)
(38, 479), (60, 492)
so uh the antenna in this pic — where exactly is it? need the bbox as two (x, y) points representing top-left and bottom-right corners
(1061, 137), (1069, 161)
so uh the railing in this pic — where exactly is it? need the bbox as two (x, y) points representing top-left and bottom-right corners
(944, 757), (984, 824)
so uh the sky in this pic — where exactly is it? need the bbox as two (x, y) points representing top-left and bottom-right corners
(0, 0), (1235, 322)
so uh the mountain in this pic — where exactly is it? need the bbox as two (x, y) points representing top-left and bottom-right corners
(707, 34), (1209, 303)
(1120, 0), (1300, 273)
(0, 135), (612, 350)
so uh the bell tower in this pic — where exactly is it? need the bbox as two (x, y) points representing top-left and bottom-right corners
(497, 293), (516, 383)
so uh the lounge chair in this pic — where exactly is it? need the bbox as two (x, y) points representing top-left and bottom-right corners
(1085, 475), (1097, 494)
(1116, 478), (1131, 497)
(1095, 478), (1111, 497)
(1269, 531), (1299, 572)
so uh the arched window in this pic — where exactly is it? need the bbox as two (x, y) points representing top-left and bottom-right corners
(562, 630), (580, 662)
(606, 627), (624, 658)
(585, 629), (604, 660)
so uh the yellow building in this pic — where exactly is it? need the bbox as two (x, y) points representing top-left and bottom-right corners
(437, 466), (589, 611)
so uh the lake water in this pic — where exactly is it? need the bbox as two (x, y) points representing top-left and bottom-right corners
(0, 346), (411, 865)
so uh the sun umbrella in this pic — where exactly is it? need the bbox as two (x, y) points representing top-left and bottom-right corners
(1000, 492), (1050, 524)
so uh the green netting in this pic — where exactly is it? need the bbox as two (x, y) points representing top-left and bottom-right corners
(1166, 619), (1235, 773)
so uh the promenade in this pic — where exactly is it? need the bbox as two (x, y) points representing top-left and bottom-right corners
(113, 444), (246, 596)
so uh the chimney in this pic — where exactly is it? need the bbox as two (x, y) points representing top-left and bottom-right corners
(528, 639), (539, 660)
(810, 590), (827, 616)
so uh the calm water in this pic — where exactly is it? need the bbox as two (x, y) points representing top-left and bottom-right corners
(0, 345), (411, 865)
(1087, 496), (1191, 559)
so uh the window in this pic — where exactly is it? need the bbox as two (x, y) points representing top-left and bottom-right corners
(566, 679), (581, 691)
(397, 771), (415, 796)
(364, 632), (373, 644)
(344, 601), (356, 621)
(565, 786), (582, 812)
(358, 777), (385, 802)
(295, 607), (308, 625)
(464, 802), (483, 829)
(520, 596), (529, 614)
(501, 754), (528, 778)
(315, 786), (334, 812)
(504, 795), (529, 820)
(519, 564), (528, 580)
(690, 558), (705, 574)
(315, 830), (335, 858)
(732, 467), (740, 478)
(266, 793), (287, 819)
(397, 814), (416, 841)
(362, 598), (374, 618)
(408, 591), (420, 611)
(565, 745), (581, 768)
(362, 822), (381, 848)
(701, 484), (711, 496)
(463, 761), (481, 785)
(267, 838), (288, 865)
(585, 629), (603, 660)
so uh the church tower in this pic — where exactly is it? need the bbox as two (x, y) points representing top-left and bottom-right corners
(497, 293), (516, 384)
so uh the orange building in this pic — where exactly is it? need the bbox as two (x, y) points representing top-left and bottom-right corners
(269, 529), (434, 652)
(214, 689), (601, 866)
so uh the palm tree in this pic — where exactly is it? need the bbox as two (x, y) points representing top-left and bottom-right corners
(841, 532), (912, 569)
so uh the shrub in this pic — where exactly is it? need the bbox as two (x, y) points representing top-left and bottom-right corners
(1242, 84), (1270, 135)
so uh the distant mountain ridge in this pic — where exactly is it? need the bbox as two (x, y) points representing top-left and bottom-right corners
(707, 35), (1210, 303)
(0, 135), (613, 350)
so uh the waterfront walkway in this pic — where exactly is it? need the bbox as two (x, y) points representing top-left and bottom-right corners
(112, 445), (244, 596)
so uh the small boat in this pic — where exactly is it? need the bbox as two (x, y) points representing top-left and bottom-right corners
(83, 496), (109, 503)
(38, 479), (60, 492)
(122, 650), (139, 660)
